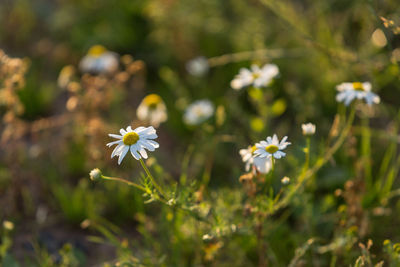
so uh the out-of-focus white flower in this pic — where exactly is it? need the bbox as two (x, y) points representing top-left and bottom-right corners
(107, 126), (159, 164)
(3, 220), (14, 231)
(281, 176), (290, 185)
(239, 146), (255, 172)
(255, 134), (291, 159)
(239, 145), (272, 174)
(137, 94), (168, 127)
(79, 45), (119, 74)
(336, 82), (380, 106)
(301, 123), (316, 136)
(186, 56), (209, 76)
(58, 65), (75, 88)
(231, 64), (279, 90)
(183, 99), (214, 125)
(89, 168), (102, 181)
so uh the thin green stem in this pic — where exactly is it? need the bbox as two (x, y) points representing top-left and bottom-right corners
(267, 106), (356, 216)
(101, 175), (147, 192)
(305, 137), (311, 171)
(139, 158), (166, 197)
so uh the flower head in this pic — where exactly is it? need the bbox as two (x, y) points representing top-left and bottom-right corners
(254, 134), (291, 159)
(89, 168), (102, 181)
(239, 145), (272, 174)
(79, 45), (119, 74)
(281, 176), (290, 185)
(302, 123), (316, 136)
(336, 82), (380, 106)
(186, 56), (209, 76)
(137, 94), (168, 127)
(183, 99), (214, 125)
(231, 64), (279, 90)
(107, 126), (159, 164)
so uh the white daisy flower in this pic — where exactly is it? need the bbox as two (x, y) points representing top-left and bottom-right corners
(186, 56), (209, 76)
(254, 134), (291, 159)
(336, 82), (380, 106)
(106, 126), (159, 164)
(79, 45), (119, 74)
(231, 63), (279, 90)
(239, 145), (272, 174)
(301, 123), (316, 136)
(137, 94), (168, 127)
(183, 99), (214, 125)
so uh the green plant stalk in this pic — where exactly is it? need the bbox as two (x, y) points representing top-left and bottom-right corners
(361, 116), (372, 189)
(101, 175), (148, 192)
(139, 158), (166, 197)
(267, 106), (356, 216)
(305, 137), (311, 171)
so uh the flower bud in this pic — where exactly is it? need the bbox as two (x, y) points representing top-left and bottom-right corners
(302, 123), (316, 136)
(89, 168), (102, 181)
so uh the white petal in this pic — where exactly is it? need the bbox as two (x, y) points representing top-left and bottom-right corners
(130, 146), (141, 160)
(106, 140), (122, 147)
(111, 144), (125, 158)
(139, 140), (155, 151)
(118, 146), (129, 164)
(139, 149), (148, 159)
(147, 140), (159, 148)
(120, 128), (127, 135)
(126, 126), (133, 132)
(108, 134), (122, 139)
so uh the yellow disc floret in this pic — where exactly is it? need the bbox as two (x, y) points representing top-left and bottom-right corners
(143, 94), (162, 109)
(88, 45), (107, 57)
(123, 132), (140, 145)
(352, 82), (364, 91)
(265, 144), (279, 154)
(251, 145), (257, 154)
(252, 72), (260, 79)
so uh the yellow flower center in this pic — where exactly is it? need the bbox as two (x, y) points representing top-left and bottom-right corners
(265, 144), (279, 154)
(143, 94), (162, 109)
(352, 82), (364, 91)
(252, 72), (260, 79)
(123, 132), (139, 145)
(251, 145), (257, 153)
(88, 45), (107, 57)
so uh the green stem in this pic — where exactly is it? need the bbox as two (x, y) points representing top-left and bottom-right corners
(139, 158), (166, 197)
(101, 175), (147, 192)
(268, 106), (356, 216)
(305, 137), (311, 171)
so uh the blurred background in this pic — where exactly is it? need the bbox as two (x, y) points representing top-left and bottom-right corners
(1, 0), (400, 266)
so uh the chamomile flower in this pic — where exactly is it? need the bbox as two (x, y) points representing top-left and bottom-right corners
(336, 82), (380, 106)
(239, 145), (272, 174)
(231, 63), (279, 90)
(79, 45), (119, 74)
(254, 134), (291, 159)
(183, 99), (214, 125)
(301, 123), (316, 136)
(136, 94), (168, 127)
(186, 56), (209, 76)
(106, 126), (159, 164)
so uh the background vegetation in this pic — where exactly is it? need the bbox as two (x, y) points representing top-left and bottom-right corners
(1, 0), (400, 266)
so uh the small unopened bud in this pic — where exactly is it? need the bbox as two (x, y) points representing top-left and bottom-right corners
(89, 168), (102, 181)
(3, 220), (14, 231)
(302, 123), (316, 136)
(281, 176), (290, 185)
